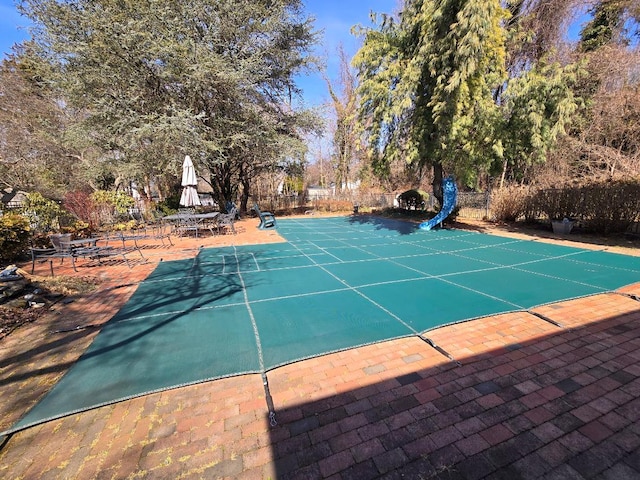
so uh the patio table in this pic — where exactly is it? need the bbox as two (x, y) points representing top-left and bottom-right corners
(162, 212), (219, 237)
(162, 212), (219, 222)
(63, 238), (102, 259)
(66, 238), (100, 248)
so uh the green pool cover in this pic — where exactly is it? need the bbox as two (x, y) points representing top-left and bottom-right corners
(7, 216), (640, 434)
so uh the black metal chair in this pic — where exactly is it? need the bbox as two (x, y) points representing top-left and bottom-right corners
(30, 233), (74, 275)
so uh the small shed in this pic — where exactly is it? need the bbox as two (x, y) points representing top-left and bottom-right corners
(1, 189), (28, 209)
(306, 186), (335, 200)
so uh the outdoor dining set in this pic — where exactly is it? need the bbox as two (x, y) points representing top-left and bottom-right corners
(29, 233), (143, 276)
(161, 207), (237, 237)
(25, 152), (276, 277)
(29, 207), (238, 276)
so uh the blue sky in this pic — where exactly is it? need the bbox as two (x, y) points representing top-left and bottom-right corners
(0, 0), (398, 107)
(298, 0), (399, 107)
(0, 0), (30, 58)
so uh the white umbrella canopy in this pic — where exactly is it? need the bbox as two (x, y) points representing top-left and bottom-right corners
(179, 186), (201, 207)
(179, 155), (201, 207)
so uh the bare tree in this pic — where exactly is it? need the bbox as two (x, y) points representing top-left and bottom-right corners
(546, 47), (640, 183)
(323, 45), (364, 192)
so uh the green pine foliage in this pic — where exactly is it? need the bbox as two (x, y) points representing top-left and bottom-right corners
(499, 59), (585, 180)
(354, 0), (509, 190)
(354, 0), (585, 192)
(580, 1), (627, 52)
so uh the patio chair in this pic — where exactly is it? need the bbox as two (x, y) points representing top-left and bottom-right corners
(147, 223), (174, 246)
(253, 203), (277, 229)
(217, 211), (237, 235)
(175, 215), (200, 237)
(225, 201), (240, 219)
(106, 224), (173, 250)
(30, 233), (88, 275)
(199, 216), (219, 237)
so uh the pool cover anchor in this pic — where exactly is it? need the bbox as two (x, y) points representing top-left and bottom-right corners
(50, 324), (102, 334)
(528, 311), (564, 329)
(617, 292), (640, 303)
(421, 336), (462, 367)
(262, 373), (277, 427)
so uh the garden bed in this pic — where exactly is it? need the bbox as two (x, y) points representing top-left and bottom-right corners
(0, 271), (100, 340)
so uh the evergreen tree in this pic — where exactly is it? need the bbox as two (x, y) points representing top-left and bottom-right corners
(18, 0), (319, 207)
(354, 0), (508, 201)
(354, 0), (584, 196)
(580, 0), (639, 52)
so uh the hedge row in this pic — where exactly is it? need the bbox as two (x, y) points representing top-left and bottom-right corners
(491, 180), (640, 234)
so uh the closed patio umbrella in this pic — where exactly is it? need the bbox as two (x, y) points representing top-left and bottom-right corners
(179, 155), (201, 207)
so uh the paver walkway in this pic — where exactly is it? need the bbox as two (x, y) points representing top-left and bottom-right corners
(1, 216), (639, 479)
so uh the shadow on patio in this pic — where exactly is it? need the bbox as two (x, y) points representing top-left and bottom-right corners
(266, 293), (640, 479)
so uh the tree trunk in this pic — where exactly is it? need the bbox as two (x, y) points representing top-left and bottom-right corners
(499, 157), (508, 189)
(240, 175), (250, 215)
(432, 163), (444, 207)
(210, 162), (237, 212)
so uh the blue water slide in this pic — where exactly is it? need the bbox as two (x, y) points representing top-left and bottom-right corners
(419, 176), (458, 231)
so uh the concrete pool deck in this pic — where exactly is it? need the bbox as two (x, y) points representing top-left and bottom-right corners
(1, 215), (639, 479)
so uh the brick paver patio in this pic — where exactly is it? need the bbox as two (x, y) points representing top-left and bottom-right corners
(1, 216), (639, 479)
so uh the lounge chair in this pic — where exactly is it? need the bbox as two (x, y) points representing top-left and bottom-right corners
(253, 204), (277, 229)
(31, 234), (136, 275)
(31, 234), (94, 275)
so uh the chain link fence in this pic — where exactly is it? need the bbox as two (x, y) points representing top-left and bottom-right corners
(456, 191), (492, 220)
(252, 191), (492, 219)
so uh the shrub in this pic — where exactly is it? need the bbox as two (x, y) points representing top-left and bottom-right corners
(398, 189), (428, 210)
(93, 190), (135, 223)
(63, 191), (97, 227)
(0, 213), (31, 263)
(20, 192), (65, 233)
(108, 220), (138, 232)
(312, 199), (353, 212)
(519, 180), (640, 234)
(63, 190), (138, 229)
(61, 220), (94, 238)
(491, 186), (530, 222)
(528, 188), (581, 221)
(579, 180), (640, 234)
(157, 194), (181, 212)
(91, 190), (135, 215)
